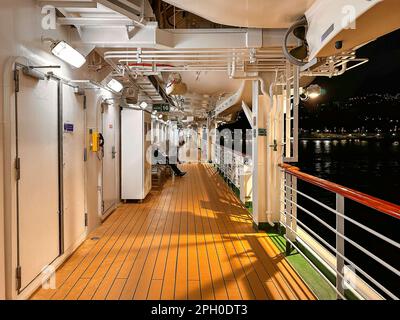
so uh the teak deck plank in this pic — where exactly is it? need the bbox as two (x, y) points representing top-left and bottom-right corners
(119, 179), (172, 300)
(90, 197), (155, 299)
(175, 167), (189, 299)
(160, 167), (185, 300)
(31, 164), (316, 301)
(91, 196), (156, 299)
(133, 180), (175, 299)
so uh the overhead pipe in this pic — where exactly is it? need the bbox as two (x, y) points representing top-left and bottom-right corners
(229, 76), (268, 96)
(127, 62), (175, 68)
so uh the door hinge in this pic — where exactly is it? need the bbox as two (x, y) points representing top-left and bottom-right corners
(14, 69), (19, 93)
(16, 265), (22, 291)
(83, 95), (87, 110)
(83, 147), (88, 162)
(102, 200), (105, 212)
(84, 212), (88, 227)
(15, 157), (21, 180)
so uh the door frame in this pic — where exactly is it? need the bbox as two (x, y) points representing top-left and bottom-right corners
(14, 65), (62, 293)
(2, 59), (88, 299)
(61, 83), (88, 253)
(100, 101), (119, 219)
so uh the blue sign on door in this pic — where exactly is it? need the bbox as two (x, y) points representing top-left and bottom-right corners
(64, 123), (74, 133)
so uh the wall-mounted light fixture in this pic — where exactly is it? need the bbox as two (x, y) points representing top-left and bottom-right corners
(307, 84), (322, 99)
(51, 40), (86, 68)
(139, 101), (148, 109)
(107, 78), (124, 92)
(300, 84), (323, 101)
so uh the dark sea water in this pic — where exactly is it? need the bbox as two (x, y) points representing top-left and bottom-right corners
(298, 139), (400, 204)
(296, 139), (400, 298)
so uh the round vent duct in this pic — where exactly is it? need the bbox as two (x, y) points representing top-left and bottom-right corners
(283, 16), (309, 66)
(166, 73), (187, 95)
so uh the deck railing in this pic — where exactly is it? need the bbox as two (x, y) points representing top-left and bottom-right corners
(279, 163), (400, 300)
(214, 144), (251, 191)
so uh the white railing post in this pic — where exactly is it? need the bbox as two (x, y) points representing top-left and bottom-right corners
(279, 164), (400, 300)
(285, 172), (293, 255)
(336, 194), (345, 299)
(291, 176), (298, 237)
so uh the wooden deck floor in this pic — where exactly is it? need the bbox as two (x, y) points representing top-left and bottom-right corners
(31, 164), (315, 300)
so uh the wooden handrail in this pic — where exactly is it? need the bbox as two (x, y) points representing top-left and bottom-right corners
(279, 163), (400, 220)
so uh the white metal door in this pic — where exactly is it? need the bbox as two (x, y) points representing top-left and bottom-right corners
(121, 109), (143, 200)
(143, 112), (152, 197)
(102, 103), (117, 215)
(121, 109), (151, 200)
(16, 71), (60, 290)
(62, 84), (86, 251)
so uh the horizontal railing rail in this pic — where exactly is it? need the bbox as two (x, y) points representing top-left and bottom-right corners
(279, 163), (400, 300)
(213, 144), (251, 189)
(280, 163), (400, 220)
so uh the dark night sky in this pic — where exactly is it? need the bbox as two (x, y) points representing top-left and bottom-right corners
(220, 28), (400, 131)
(312, 28), (400, 102)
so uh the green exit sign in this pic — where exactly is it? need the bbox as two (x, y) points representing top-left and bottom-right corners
(153, 104), (170, 112)
(258, 128), (267, 136)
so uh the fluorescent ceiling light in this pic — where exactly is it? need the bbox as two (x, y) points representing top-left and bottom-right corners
(51, 41), (86, 68)
(107, 79), (124, 92)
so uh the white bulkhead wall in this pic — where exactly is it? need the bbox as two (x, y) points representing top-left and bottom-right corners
(0, 0), (120, 299)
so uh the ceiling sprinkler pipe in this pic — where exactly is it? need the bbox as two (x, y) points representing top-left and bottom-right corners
(104, 50), (283, 58)
(127, 62), (175, 68)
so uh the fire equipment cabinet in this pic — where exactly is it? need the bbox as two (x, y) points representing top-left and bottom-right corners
(121, 108), (152, 200)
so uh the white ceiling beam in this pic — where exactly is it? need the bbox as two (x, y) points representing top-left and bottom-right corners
(127, 25), (140, 39)
(38, 1), (98, 8)
(95, 0), (145, 26)
(71, 25), (290, 50)
(57, 16), (133, 26)
(213, 81), (249, 118)
(241, 101), (253, 128)
(118, 0), (141, 13)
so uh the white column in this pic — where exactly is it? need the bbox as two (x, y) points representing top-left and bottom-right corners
(266, 91), (285, 223)
(207, 117), (216, 163)
(251, 80), (268, 226)
(251, 80), (259, 225)
(155, 121), (160, 144)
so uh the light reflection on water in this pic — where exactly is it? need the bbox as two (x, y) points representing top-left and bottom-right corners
(298, 139), (400, 204)
(297, 138), (400, 297)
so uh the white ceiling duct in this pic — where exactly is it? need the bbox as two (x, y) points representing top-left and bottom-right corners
(161, 0), (316, 28)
